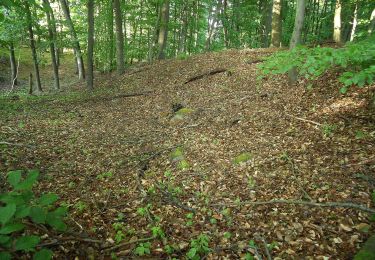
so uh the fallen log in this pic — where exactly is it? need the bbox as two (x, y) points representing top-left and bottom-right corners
(184, 68), (227, 84)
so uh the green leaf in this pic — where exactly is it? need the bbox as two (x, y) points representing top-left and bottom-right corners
(15, 170), (39, 191)
(15, 205), (31, 219)
(33, 249), (53, 260)
(0, 235), (10, 244)
(0, 252), (11, 260)
(340, 87), (348, 94)
(15, 235), (40, 251)
(187, 248), (197, 259)
(7, 170), (22, 187)
(0, 193), (25, 205)
(30, 207), (46, 224)
(46, 213), (67, 232)
(0, 223), (25, 234)
(38, 193), (58, 206)
(0, 203), (16, 225)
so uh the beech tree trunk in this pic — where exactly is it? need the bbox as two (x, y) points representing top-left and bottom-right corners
(350, 2), (358, 41)
(157, 0), (170, 59)
(50, 7), (60, 67)
(271, 0), (282, 47)
(9, 42), (17, 86)
(25, 0), (42, 92)
(59, 0), (85, 80)
(333, 0), (342, 43)
(288, 0), (306, 85)
(87, 0), (94, 90)
(114, 0), (125, 74)
(369, 8), (375, 34)
(43, 0), (60, 90)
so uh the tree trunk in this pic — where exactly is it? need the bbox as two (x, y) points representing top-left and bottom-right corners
(25, 0), (42, 92)
(43, 0), (60, 90)
(333, 0), (341, 43)
(59, 0), (85, 79)
(271, 0), (282, 47)
(87, 0), (94, 90)
(157, 0), (170, 60)
(288, 0), (306, 85)
(49, 6), (60, 67)
(108, 0), (114, 70)
(369, 8), (375, 35)
(350, 2), (358, 41)
(9, 42), (17, 86)
(114, 0), (125, 74)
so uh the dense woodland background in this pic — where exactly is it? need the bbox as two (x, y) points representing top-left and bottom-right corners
(1, 0), (375, 91)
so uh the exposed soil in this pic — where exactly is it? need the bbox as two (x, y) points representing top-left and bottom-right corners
(1, 48), (375, 259)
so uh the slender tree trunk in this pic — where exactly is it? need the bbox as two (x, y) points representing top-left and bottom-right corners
(369, 8), (375, 35)
(108, 0), (114, 70)
(350, 2), (358, 41)
(114, 0), (125, 74)
(222, 0), (229, 48)
(157, 0), (170, 59)
(333, 0), (341, 43)
(9, 42), (17, 86)
(43, 0), (60, 90)
(25, 0), (42, 92)
(87, 0), (94, 90)
(289, 0), (306, 85)
(49, 7), (60, 67)
(59, 0), (85, 79)
(271, 0), (282, 47)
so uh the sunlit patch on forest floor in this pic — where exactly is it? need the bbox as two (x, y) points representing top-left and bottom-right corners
(1, 48), (375, 259)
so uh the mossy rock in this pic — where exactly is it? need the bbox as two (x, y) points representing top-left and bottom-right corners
(233, 153), (252, 165)
(175, 108), (194, 116)
(354, 234), (375, 260)
(170, 147), (184, 161)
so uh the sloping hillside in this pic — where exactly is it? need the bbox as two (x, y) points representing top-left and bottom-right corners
(1, 49), (375, 259)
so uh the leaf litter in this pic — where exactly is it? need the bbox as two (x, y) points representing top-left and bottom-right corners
(0, 48), (375, 259)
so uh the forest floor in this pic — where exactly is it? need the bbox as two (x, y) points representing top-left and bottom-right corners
(1, 48), (375, 259)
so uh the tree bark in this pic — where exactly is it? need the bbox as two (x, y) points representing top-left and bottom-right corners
(49, 6), (60, 67)
(369, 8), (375, 35)
(43, 0), (60, 90)
(59, 0), (85, 80)
(25, 0), (42, 92)
(333, 0), (341, 43)
(87, 0), (94, 90)
(288, 0), (306, 85)
(114, 0), (125, 74)
(271, 0), (282, 47)
(9, 42), (17, 86)
(350, 1), (358, 42)
(157, 0), (170, 59)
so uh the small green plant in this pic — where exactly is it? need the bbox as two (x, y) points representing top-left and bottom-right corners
(134, 242), (152, 256)
(0, 170), (67, 259)
(321, 123), (337, 137)
(186, 234), (211, 260)
(96, 171), (113, 180)
(186, 213), (194, 226)
(137, 204), (152, 217)
(164, 244), (175, 255)
(233, 152), (252, 164)
(151, 226), (165, 239)
(355, 130), (366, 139)
(73, 201), (87, 213)
(247, 177), (256, 189)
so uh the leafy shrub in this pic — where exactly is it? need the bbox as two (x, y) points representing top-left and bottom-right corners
(186, 234), (211, 260)
(0, 170), (67, 259)
(258, 35), (375, 94)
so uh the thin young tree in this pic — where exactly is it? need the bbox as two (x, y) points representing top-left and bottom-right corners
(9, 42), (17, 86)
(114, 0), (125, 74)
(333, 0), (342, 43)
(157, 0), (170, 59)
(369, 8), (375, 34)
(288, 0), (306, 84)
(87, 0), (94, 90)
(271, 0), (282, 47)
(25, 0), (42, 92)
(43, 0), (60, 90)
(59, 0), (85, 80)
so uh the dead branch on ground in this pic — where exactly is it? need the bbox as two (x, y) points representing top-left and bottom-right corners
(184, 68), (227, 84)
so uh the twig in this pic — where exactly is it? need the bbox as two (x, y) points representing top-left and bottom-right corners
(155, 183), (196, 213)
(102, 237), (154, 252)
(211, 199), (375, 214)
(184, 68), (227, 84)
(0, 141), (34, 149)
(285, 114), (322, 126)
(288, 158), (313, 201)
(255, 235), (272, 260)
